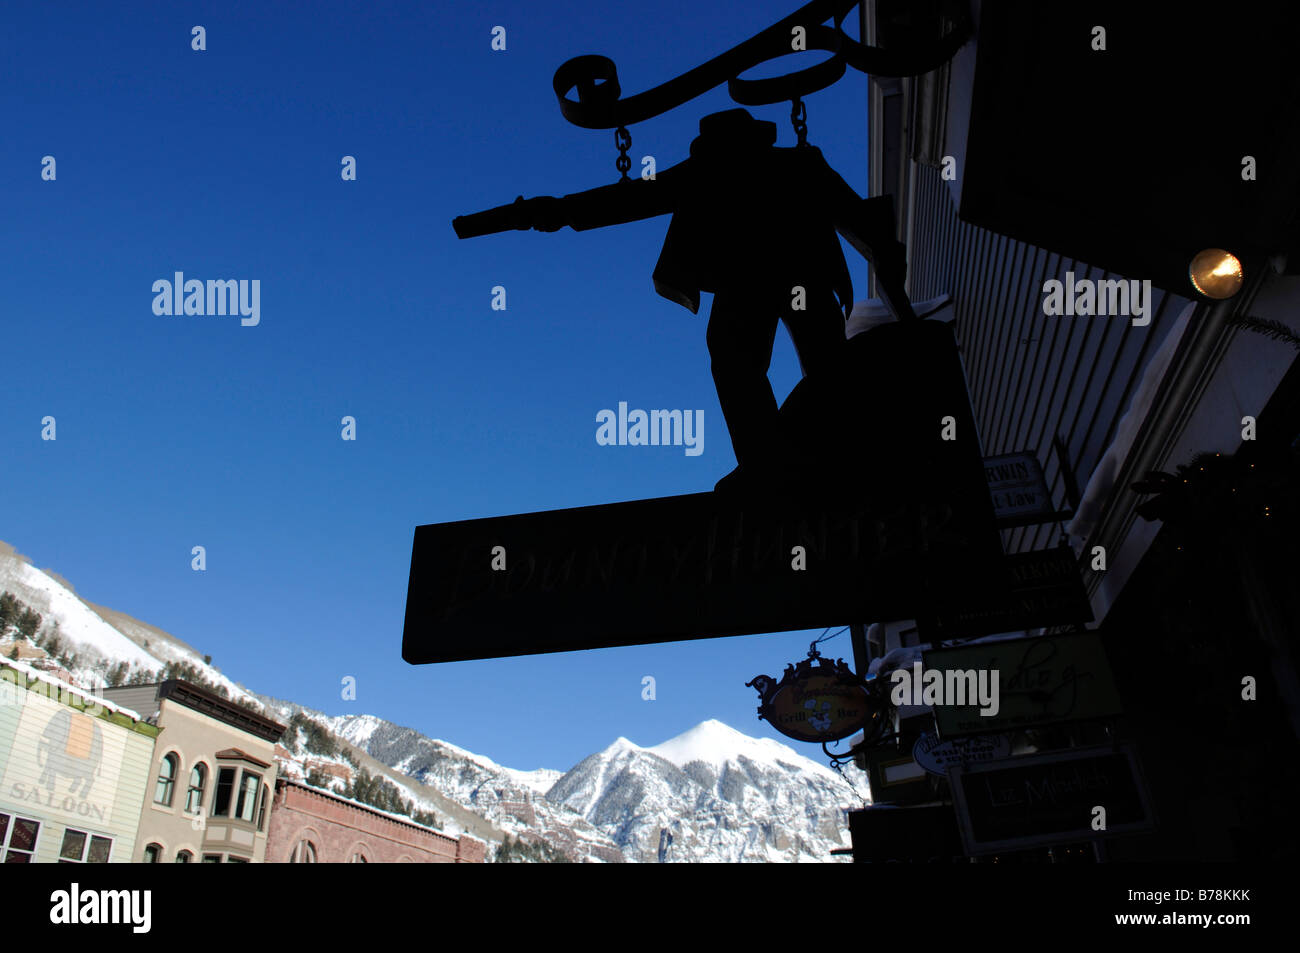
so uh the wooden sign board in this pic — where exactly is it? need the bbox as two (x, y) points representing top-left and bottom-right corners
(925, 631), (1122, 739)
(927, 545), (1094, 638)
(403, 321), (1007, 664)
(403, 492), (1005, 663)
(984, 451), (1056, 528)
(847, 804), (965, 862)
(948, 744), (1155, 855)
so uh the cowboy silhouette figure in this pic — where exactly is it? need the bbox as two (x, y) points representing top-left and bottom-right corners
(454, 108), (916, 491)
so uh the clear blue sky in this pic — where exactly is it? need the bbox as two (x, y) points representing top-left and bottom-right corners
(1, 0), (873, 771)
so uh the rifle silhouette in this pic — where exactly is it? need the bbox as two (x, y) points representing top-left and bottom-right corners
(452, 115), (918, 324)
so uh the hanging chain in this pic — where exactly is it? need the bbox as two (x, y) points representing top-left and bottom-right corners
(790, 97), (808, 147)
(615, 125), (632, 180)
(809, 626), (846, 656)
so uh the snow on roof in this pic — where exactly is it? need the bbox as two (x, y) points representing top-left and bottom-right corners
(283, 776), (456, 840)
(1068, 300), (1197, 542)
(0, 656), (143, 721)
(847, 294), (953, 337)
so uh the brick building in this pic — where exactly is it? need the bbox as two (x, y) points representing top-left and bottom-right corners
(264, 778), (485, 863)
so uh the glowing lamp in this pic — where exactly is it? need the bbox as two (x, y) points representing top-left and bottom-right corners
(1189, 248), (1243, 299)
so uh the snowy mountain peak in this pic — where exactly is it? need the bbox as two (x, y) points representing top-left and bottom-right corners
(603, 736), (645, 757)
(648, 718), (839, 781)
(542, 718), (867, 862)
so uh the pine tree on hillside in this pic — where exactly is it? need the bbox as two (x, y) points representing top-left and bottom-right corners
(18, 608), (42, 640)
(493, 833), (570, 863)
(0, 593), (43, 642)
(126, 666), (153, 686)
(305, 769), (331, 789)
(288, 712), (339, 758)
(0, 592), (19, 632)
(338, 767), (439, 828)
(412, 809), (440, 830)
(106, 662), (129, 687)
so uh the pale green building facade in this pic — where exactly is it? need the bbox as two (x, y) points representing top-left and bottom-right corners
(0, 659), (158, 863)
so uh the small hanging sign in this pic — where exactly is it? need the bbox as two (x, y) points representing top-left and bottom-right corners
(912, 730), (1012, 777)
(747, 650), (883, 743)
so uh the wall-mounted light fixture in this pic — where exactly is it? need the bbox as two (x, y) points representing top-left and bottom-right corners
(1189, 248), (1244, 299)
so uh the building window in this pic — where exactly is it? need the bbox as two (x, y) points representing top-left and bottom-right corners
(290, 839), (316, 863)
(154, 753), (179, 806)
(350, 852), (368, 863)
(201, 854), (222, 863)
(212, 767), (237, 817)
(235, 771), (261, 823)
(185, 763), (208, 814)
(0, 813), (40, 863)
(143, 843), (162, 863)
(175, 850), (193, 863)
(258, 784), (269, 831)
(226, 855), (248, 863)
(59, 828), (112, 863)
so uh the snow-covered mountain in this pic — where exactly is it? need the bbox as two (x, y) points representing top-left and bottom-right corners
(1, 539), (873, 862)
(321, 712), (626, 862)
(0, 543), (163, 674)
(331, 711), (872, 863)
(547, 719), (870, 862)
(0, 542), (256, 704)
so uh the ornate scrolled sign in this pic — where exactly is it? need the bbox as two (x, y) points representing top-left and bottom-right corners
(747, 653), (884, 743)
(551, 0), (973, 129)
(410, 2), (999, 667)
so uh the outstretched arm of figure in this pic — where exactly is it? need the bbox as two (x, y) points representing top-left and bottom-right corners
(564, 161), (686, 231)
(822, 169), (919, 323)
(452, 161), (685, 238)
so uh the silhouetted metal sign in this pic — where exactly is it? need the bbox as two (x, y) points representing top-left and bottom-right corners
(929, 545), (1093, 638)
(948, 745), (1155, 856)
(547, 0), (971, 131)
(984, 452), (1053, 527)
(747, 654), (883, 743)
(925, 631), (1122, 739)
(405, 493), (994, 663)
(405, 323), (1007, 664)
(421, 0), (985, 668)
